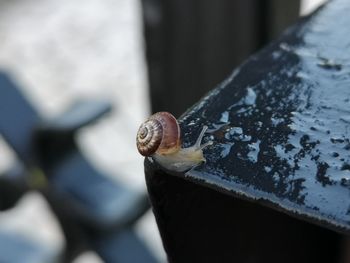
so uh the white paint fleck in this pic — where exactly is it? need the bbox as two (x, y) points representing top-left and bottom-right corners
(280, 42), (292, 52)
(271, 117), (285, 126)
(272, 50), (282, 59)
(220, 143), (234, 158)
(247, 140), (261, 163)
(244, 87), (257, 105)
(188, 120), (196, 126)
(230, 127), (243, 135)
(272, 172), (280, 182)
(225, 127), (243, 140)
(296, 71), (310, 80)
(240, 135), (252, 142)
(264, 166), (272, 173)
(220, 111), (229, 123)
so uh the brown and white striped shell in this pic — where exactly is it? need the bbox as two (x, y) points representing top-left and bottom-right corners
(136, 112), (181, 156)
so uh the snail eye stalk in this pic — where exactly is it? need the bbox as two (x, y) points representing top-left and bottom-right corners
(136, 112), (213, 172)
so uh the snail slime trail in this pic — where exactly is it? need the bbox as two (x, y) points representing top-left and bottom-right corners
(136, 112), (213, 172)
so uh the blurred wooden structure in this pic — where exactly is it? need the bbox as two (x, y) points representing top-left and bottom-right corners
(141, 0), (300, 117)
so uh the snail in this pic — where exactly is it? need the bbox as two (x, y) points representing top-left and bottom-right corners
(136, 112), (212, 172)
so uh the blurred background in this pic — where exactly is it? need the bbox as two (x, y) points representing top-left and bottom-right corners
(0, 0), (326, 262)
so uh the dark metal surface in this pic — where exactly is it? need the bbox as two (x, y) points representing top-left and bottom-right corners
(147, 0), (350, 237)
(145, 162), (341, 263)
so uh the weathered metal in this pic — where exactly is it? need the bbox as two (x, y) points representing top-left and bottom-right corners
(145, 0), (350, 262)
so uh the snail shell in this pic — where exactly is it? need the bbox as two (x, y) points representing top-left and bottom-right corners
(136, 112), (181, 156)
(137, 111), (213, 172)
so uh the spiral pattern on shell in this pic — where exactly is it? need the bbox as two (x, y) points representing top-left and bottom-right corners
(136, 112), (181, 156)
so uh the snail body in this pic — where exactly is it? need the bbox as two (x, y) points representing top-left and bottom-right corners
(136, 112), (212, 172)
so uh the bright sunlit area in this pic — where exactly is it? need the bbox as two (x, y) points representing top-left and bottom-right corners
(300, 0), (327, 15)
(0, 0), (164, 262)
(0, 0), (328, 262)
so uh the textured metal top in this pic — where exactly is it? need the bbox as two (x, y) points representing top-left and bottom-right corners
(167, 0), (350, 234)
